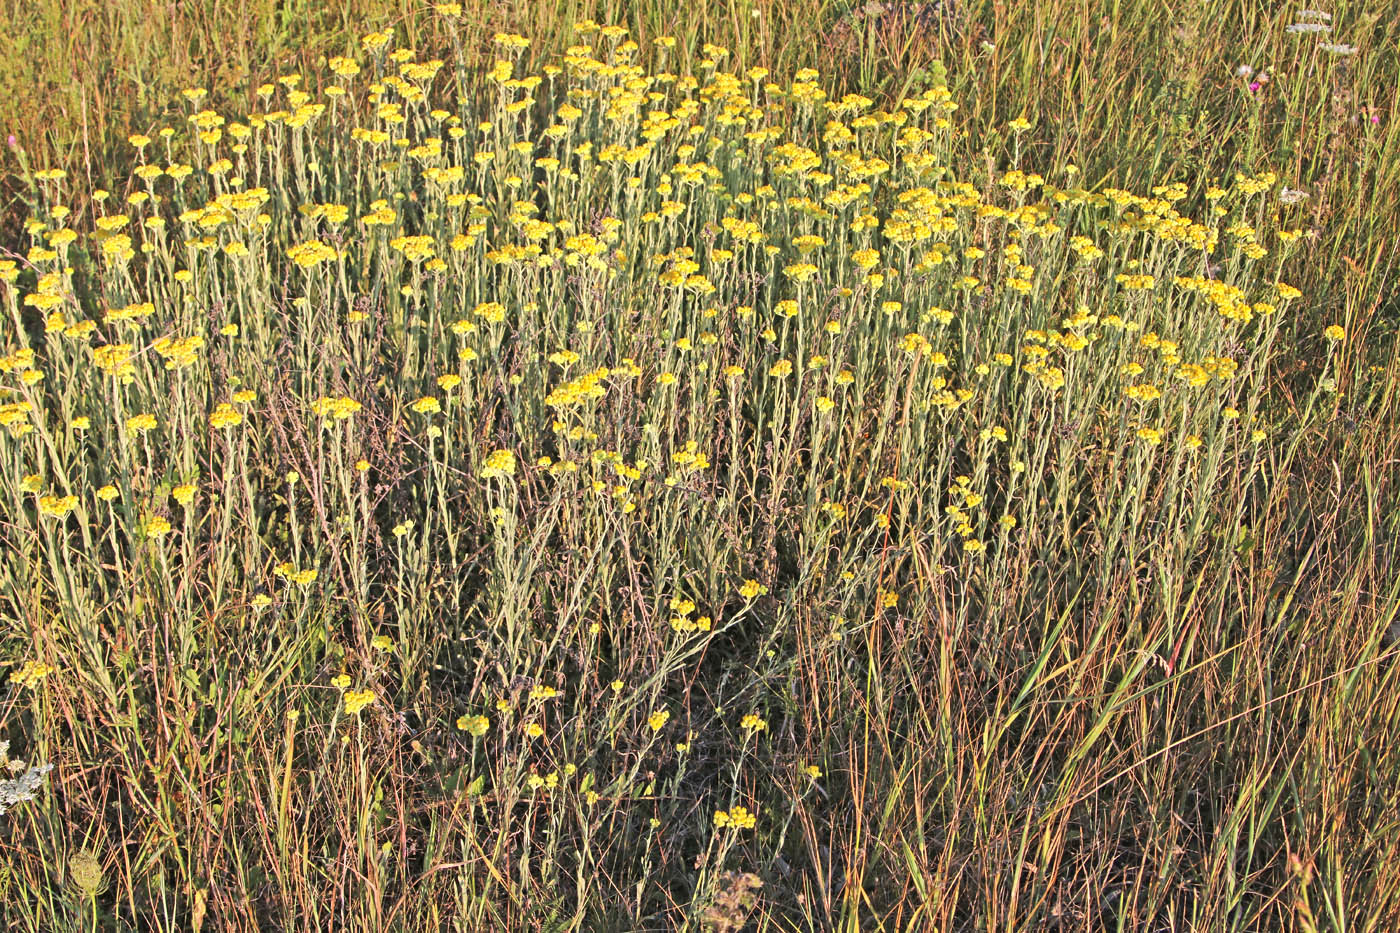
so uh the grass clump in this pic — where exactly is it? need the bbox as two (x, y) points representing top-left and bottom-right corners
(0, 8), (1398, 933)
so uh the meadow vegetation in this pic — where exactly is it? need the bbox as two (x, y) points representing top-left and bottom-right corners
(1, 1), (1398, 930)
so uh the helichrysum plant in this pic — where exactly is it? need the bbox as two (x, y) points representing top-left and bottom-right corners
(0, 13), (1378, 931)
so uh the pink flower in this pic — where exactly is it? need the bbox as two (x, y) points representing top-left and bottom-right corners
(1249, 81), (1261, 93)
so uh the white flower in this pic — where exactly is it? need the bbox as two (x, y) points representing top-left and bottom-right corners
(1279, 187), (1309, 205)
(1286, 21), (1331, 33)
(0, 740), (54, 816)
(1295, 9), (1333, 22)
(1236, 64), (1255, 78)
(1319, 42), (1357, 55)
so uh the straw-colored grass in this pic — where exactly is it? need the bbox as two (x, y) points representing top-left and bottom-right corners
(1, 3), (1398, 930)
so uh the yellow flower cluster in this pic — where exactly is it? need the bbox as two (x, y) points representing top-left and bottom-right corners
(343, 690), (375, 715)
(0, 23), (1327, 875)
(9, 660), (55, 688)
(311, 396), (363, 421)
(714, 805), (757, 830)
(480, 449), (517, 480)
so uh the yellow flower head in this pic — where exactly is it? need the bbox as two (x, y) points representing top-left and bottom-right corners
(480, 448), (517, 479)
(210, 403), (243, 429)
(411, 395), (442, 415)
(1136, 426), (1164, 446)
(343, 690), (375, 715)
(715, 805), (757, 830)
(457, 714), (489, 736)
(738, 579), (767, 600)
(10, 660), (55, 688)
(38, 494), (79, 518)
